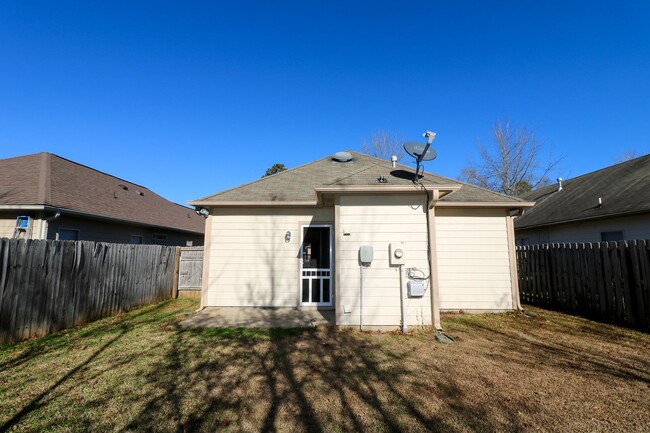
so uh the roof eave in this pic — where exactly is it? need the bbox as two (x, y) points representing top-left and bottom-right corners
(437, 201), (535, 209)
(0, 204), (203, 234)
(189, 200), (319, 208)
(515, 208), (650, 230)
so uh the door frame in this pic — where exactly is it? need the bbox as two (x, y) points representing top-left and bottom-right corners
(299, 224), (333, 306)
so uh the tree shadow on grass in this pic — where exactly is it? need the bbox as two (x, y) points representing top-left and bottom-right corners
(5, 301), (647, 432)
(118, 321), (531, 433)
(0, 301), (180, 433)
(454, 311), (650, 386)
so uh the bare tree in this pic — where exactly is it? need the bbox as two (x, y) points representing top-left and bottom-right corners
(459, 120), (559, 196)
(614, 150), (638, 163)
(361, 130), (405, 161)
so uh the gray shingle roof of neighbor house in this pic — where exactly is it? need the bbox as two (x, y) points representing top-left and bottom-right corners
(0, 152), (205, 234)
(515, 153), (650, 230)
(190, 150), (527, 206)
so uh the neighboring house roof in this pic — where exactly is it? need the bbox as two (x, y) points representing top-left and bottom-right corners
(515, 154), (650, 230)
(191, 151), (526, 206)
(0, 152), (204, 234)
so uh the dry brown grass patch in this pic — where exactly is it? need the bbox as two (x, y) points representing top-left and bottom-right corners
(0, 301), (648, 432)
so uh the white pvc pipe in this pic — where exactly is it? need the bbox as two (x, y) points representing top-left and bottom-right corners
(360, 266), (364, 330)
(399, 264), (407, 333)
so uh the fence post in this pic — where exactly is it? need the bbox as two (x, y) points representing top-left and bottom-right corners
(171, 246), (181, 299)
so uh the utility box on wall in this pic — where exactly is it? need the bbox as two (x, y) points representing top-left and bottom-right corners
(407, 280), (426, 297)
(359, 245), (374, 265)
(389, 242), (405, 266)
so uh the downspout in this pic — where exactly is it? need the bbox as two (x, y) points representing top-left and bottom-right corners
(426, 190), (442, 331)
(507, 209), (524, 311)
(40, 212), (61, 239)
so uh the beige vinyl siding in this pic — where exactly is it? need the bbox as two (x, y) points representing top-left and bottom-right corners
(206, 207), (333, 307)
(435, 208), (514, 311)
(337, 194), (432, 328)
(0, 213), (44, 239)
(516, 213), (650, 245)
(0, 216), (19, 238)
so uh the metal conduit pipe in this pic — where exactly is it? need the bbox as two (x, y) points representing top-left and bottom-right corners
(399, 264), (407, 334)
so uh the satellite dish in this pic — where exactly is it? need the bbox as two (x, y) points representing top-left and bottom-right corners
(403, 142), (437, 162)
(403, 131), (437, 182)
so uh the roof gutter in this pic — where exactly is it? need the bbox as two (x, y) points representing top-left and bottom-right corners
(188, 200), (318, 207)
(1, 205), (203, 235)
(436, 201), (535, 210)
(0, 205), (47, 210)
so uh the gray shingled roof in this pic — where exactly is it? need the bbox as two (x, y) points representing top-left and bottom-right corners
(193, 151), (523, 204)
(515, 154), (650, 229)
(0, 152), (205, 234)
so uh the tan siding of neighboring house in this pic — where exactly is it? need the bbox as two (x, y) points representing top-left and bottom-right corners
(516, 213), (650, 245)
(337, 194), (432, 328)
(0, 215), (18, 238)
(205, 207), (334, 307)
(435, 208), (514, 311)
(0, 213), (45, 239)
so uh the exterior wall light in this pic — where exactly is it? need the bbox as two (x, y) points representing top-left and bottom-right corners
(194, 207), (210, 218)
(285, 231), (291, 243)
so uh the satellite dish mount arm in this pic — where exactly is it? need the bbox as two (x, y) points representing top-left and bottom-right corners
(414, 131), (436, 180)
(417, 131), (436, 165)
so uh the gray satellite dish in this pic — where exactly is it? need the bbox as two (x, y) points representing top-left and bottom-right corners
(403, 142), (437, 162)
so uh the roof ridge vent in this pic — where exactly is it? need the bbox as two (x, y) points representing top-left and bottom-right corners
(332, 151), (353, 163)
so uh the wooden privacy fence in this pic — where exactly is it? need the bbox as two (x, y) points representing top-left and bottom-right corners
(516, 240), (650, 330)
(177, 246), (203, 299)
(0, 239), (177, 344)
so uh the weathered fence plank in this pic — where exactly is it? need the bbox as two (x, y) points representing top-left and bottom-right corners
(0, 239), (176, 344)
(517, 240), (650, 330)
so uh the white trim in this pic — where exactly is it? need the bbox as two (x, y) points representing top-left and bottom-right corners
(436, 201), (534, 208)
(190, 201), (318, 207)
(0, 205), (45, 210)
(299, 224), (333, 307)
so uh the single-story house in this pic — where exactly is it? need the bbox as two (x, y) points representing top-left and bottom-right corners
(0, 152), (205, 246)
(515, 154), (650, 245)
(190, 151), (534, 330)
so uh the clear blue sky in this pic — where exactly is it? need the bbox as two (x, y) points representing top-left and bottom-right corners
(1, 1), (649, 205)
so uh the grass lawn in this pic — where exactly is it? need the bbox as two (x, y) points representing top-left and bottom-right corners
(1, 300), (648, 433)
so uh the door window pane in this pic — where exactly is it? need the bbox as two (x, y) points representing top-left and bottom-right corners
(58, 229), (79, 241)
(322, 279), (330, 303)
(302, 227), (330, 268)
(302, 279), (310, 303)
(311, 279), (321, 303)
(601, 231), (623, 242)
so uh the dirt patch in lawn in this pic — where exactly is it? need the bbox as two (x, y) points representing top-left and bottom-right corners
(0, 301), (648, 432)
